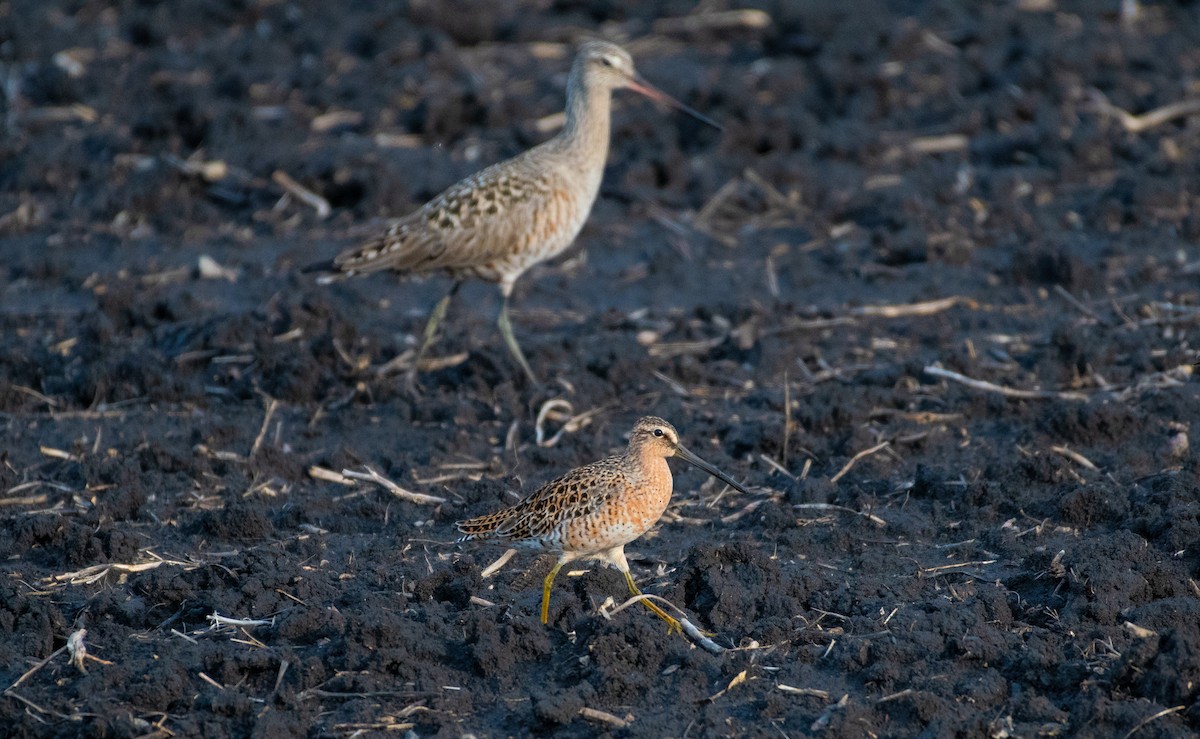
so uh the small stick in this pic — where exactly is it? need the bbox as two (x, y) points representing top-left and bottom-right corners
(307, 466), (356, 486)
(340, 466), (447, 505)
(1051, 445), (1099, 471)
(653, 9), (771, 35)
(906, 134), (968, 156)
(829, 441), (890, 484)
(919, 560), (997, 575)
(705, 669), (748, 702)
(810, 695), (849, 732)
(652, 370), (691, 397)
(578, 706), (633, 728)
(1121, 705), (1186, 739)
(480, 548), (517, 578)
(850, 296), (976, 318)
(776, 685), (830, 699)
(4, 690), (69, 719)
(198, 672), (226, 690)
(782, 371), (791, 468)
(1053, 285), (1105, 324)
(271, 171), (331, 219)
(268, 660), (290, 702)
(877, 688), (916, 703)
(1088, 89), (1200, 134)
(924, 365), (1090, 402)
(5, 644), (69, 691)
(794, 502), (887, 528)
(207, 612), (273, 629)
(759, 454), (794, 480)
(250, 397), (279, 457)
(534, 399), (605, 447)
(11, 385), (58, 407)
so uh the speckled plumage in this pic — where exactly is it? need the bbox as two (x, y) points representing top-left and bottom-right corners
(456, 416), (749, 630)
(314, 40), (716, 387)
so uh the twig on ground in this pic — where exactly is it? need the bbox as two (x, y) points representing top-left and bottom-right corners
(578, 706), (634, 728)
(1053, 285), (1106, 324)
(811, 694), (849, 732)
(1121, 705), (1186, 739)
(924, 364), (1090, 401)
(307, 466), (355, 486)
(829, 441), (891, 484)
(534, 399), (606, 447)
(271, 170), (331, 219)
(850, 296), (976, 318)
(11, 385), (58, 407)
(47, 555), (193, 587)
(480, 548), (517, 578)
(338, 466), (447, 505)
(5, 644), (68, 692)
(250, 397), (279, 457)
(652, 9), (771, 35)
(705, 669), (749, 702)
(206, 612), (274, 629)
(1087, 88), (1200, 133)
(1051, 445), (1099, 471)
(794, 502), (887, 528)
(869, 408), (963, 424)
(777, 684), (830, 699)
(782, 372), (792, 468)
(919, 560), (997, 576)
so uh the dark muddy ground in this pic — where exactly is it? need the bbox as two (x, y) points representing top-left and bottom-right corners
(3, 0), (1200, 736)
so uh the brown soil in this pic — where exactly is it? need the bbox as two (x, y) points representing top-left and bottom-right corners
(2, 0), (1199, 736)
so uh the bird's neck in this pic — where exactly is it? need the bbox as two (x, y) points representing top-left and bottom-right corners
(558, 76), (612, 168)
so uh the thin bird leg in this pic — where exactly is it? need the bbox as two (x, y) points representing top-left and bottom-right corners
(623, 570), (683, 634)
(496, 288), (538, 385)
(541, 560), (566, 624)
(407, 280), (462, 388)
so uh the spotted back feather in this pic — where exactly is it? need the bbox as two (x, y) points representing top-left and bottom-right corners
(455, 456), (628, 545)
(331, 142), (588, 282)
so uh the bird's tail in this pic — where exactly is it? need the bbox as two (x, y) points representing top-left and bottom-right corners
(331, 234), (399, 275)
(454, 509), (515, 543)
(301, 231), (406, 283)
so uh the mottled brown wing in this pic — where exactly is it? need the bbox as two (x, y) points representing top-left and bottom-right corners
(455, 457), (626, 543)
(331, 147), (573, 276)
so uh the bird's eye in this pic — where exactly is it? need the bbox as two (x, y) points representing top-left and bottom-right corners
(601, 56), (615, 67)
(652, 428), (664, 437)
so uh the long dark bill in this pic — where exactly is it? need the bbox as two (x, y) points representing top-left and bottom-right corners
(674, 444), (749, 493)
(626, 74), (724, 131)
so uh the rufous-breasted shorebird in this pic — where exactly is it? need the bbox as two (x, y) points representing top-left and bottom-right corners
(456, 416), (748, 632)
(309, 40), (720, 388)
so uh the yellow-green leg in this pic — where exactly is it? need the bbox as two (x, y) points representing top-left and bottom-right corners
(496, 291), (538, 386)
(540, 560), (565, 624)
(622, 570), (682, 634)
(406, 280), (462, 391)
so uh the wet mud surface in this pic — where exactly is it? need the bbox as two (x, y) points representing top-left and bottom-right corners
(3, 0), (1200, 736)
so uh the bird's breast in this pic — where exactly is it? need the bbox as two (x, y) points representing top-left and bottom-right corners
(560, 461), (674, 555)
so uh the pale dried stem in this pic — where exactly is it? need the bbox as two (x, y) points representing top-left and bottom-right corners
(271, 170), (331, 219)
(924, 364), (1090, 401)
(339, 466), (447, 505)
(794, 502), (887, 528)
(829, 441), (891, 484)
(480, 548), (517, 578)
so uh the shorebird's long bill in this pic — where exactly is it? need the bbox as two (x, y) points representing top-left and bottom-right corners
(627, 74), (724, 131)
(674, 444), (749, 493)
